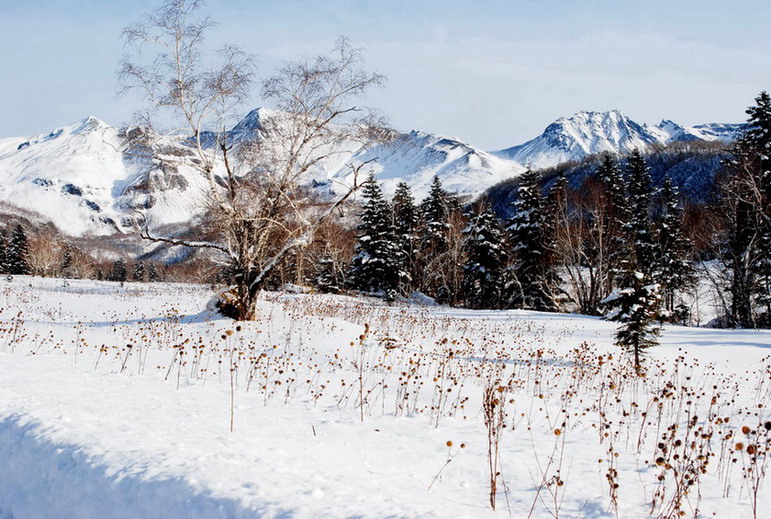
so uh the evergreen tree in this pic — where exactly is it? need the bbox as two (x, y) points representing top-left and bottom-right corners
(462, 205), (508, 309)
(543, 172), (569, 302)
(391, 181), (420, 289)
(597, 153), (629, 290)
(723, 138), (757, 327)
(420, 176), (451, 255)
(134, 261), (146, 282)
(743, 91), (771, 196)
(418, 176), (453, 299)
(546, 172), (569, 219)
(60, 245), (73, 278)
(147, 262), (159, 282)
(745, 92), (771, 326)
(722, 91), (771, 327)
(622, 150), (657, 278)
(655, 176), (695, 321)
(755, 229), (771, 326)
(603, 150), (661, 369)
(602, 273), (661, 373)
(507, 169), (557, 311)
(348, 175), (407, 300)
(110, 259), (128, 282)
(0, 235), (7, 275)
(7, 224), (30, 275)
(315, 255), (342, 294)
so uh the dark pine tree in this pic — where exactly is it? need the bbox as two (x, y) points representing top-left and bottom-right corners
(603, 150), (661, 371)
(420, 176), (451, 256)
(0, 234), (7, 275)
(7, 224), (30, 275)
(602, 273), (661, 373)
(462, 205), (508, 309)
(756, 225), (771, 326)
(348, 175), (407, 301)
(597, 152), (629, 291)
(391, 181), (420, 290)
(655, 176), (695, 322)
(315, 255), (342, 294)
(623, 150), (657, 278)
(418, 176), (452, 298)
(543, 172), (568, 307)
(110, 259), (128, 282)
(745, 92), (771, 326)
(147, 262), (159, 282)
(134, 261), (146, 282)
(60, 245), (73, 278)
(722, 91), (771, 327)
(507, 169), (557, 311)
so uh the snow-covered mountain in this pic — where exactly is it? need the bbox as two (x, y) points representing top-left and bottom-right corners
(0, 108), (745, 238)
(0, 117), (211, 237)
(0, 111), (524, 237)
(494, 110), (743, 170)
(227, 108), (526, 200)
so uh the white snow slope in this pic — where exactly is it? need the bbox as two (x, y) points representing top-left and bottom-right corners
(0, 277), (770, 518)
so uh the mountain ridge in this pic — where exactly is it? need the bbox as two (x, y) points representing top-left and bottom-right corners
(0, 109), (743, 238)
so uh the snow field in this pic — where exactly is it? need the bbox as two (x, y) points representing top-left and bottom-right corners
(0, 277), (770, 518)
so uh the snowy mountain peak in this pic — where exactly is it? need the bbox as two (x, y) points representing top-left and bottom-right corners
(496, 110), (658, 169)
(231, 107), (273, 133)
(72, 115), (110, 134)
(494, 111), (743, 170)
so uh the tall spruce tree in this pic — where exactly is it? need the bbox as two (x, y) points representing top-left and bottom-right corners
(7, 224), (30, 275)
(147, 263), (159, 282)
(420, 176), (451, 255)
(60, 245), (73, 278)
(462, 205), (508, 309)
(721, 91), (771, 327)
(110, 259), (128, 282)
(349, 175), (407, 300)
(745, 92), (771, 326)
(507, 169), (557, 311)
(0, 234), (7, 275)
(392, 181), (420, 289)
(315, 255), (342, 294)
(544, 172), (568, 305)
(756, 228), (771, 326)
(655, 176), (695, 321)
(603, 150), (661, 370)
(597, 153), (629, 291)
(418, 176), (452, 299)
(134, 261), (146, 282)
(602, 273), (661, 373)
(623, 150), (657, 277)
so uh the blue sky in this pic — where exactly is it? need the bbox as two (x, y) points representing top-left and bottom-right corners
(1, 0), (770, 148)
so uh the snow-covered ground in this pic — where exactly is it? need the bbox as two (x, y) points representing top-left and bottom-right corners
(0, 277), (769, 518)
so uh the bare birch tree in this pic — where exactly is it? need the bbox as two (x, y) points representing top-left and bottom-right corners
(119, 0), (387, 319)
